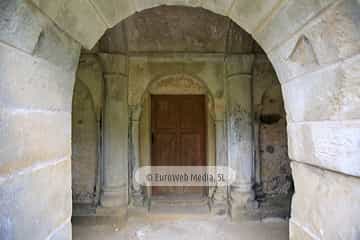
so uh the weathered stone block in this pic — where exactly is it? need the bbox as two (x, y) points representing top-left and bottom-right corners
(288, 121), (360, 177)
(32, 20), (81, 71)
(202, 0), (234, 16)
(125, 7), (229, 53)
(269, 0), (360, 82)
(229, 0), (280, 33)
(99, 23), (128, 53)
(289, 221), (317, 240)
(0, 44), (76, 111)
(48, 222), (71, 240)
(0, 109), (71, 176)
(226, 22), (255, 54)
(32, 0), (107, 49)
(0, 0), (43, 53)
(0, 159), (72, 240)
(98, 53), (128, 74)
(90, 0), (136, 27)
(255, 0), (337, 51)
(282, 55), (360, 122)
(290, 162), (360, 240)
(30, 0), (64, 20)
(134, 0), (186, 11)
(225, 54), (255, 75)
(252, 54), (280, 105)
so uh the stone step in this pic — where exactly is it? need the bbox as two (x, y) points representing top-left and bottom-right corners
(149, 194), (211, 215)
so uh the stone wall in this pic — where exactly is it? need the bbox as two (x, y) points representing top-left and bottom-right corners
(73, 7), (292, 218)
(0, 0), (80, 239)
(72, 80), (98, 204)
(3, 1), (359, 239)
(253, 54), (292, 198)
(71, 53), (129, 216)
(127, 54), (224, 203)
(72, 55), (104, 207)
(226, 41), (292, 218)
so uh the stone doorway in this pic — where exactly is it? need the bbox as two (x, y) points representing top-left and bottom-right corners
(151, 95), (207, 196)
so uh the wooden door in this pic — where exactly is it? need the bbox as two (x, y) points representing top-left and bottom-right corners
(151, 95), (206, 195)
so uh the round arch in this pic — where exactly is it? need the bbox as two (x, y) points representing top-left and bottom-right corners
(1, 1), (359, 239)
(129, 73), (218, 201)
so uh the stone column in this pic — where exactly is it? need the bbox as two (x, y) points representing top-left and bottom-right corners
(130, 106), (144, 206)
(101, 74), (128, 208)
(227, 74), (258, 220)
(211, 119), (229, 215)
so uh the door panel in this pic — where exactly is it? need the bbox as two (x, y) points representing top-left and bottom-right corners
(151, 95), (206, 195)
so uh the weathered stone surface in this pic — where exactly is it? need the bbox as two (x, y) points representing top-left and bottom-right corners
(128, 55), (224, 106)
(32, 20), (81, 71)
(269, 0), (360, 82)
(98, 53), (128, 74)
(229, 0), (280, 33)
(227, 75), (253, 188)
(253, 54), (279, 105)
(288, 121), (360, 177)
(0, 0), (43, 53)
(0, 109), (71, 176)
(259, 86), (290, 195)
(90, 0), (136, 27)
(202, 0), (234, 16)
(31, 0), (64, 20)
(48, 222), (72, 240)
(147, 74), (208, 95)
(0, 44), (76, 111)
(228, 89), (258, 216)
(101, 75), (128, 207)
(255, 0), (337, 51)
(226, 22), (254, 54)
(226, 55), (255, 75)
(282, 55), (360, 122)
(72, 80), (98, 204)
(0, 159), (72, 240)
(125, 6), (229, 53)
(77, 55), (104, 118)
(99, 23), (128, 53)
(32, 0), (107, 49)
(289, 221), (317, 240)
(290, 162), (360, 240)
(134, 0), (186, 11)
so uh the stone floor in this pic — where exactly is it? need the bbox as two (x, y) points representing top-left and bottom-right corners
(73, 208), (289, 240)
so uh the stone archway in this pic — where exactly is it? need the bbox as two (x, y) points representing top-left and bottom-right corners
(0, 0), (359, 239)
(128, 73), (218, 205)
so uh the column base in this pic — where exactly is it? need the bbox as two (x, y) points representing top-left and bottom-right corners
(229, 187), (259, 221)
(210, 187), (228, 216)
(101, 188), (127, 208)
(130, 190), (145, 207)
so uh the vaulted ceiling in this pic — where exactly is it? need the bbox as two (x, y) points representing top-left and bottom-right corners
(93, 6), (261, 54)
